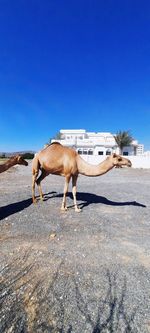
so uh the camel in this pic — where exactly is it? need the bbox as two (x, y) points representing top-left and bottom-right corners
(0, 155), (28, 173)
(32, 143), (132, 212)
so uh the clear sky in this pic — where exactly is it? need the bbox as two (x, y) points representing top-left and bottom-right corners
(0, 0), (150, 152)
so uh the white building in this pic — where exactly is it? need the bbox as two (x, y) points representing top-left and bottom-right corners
(136, 144), (144, 155)
(51, 129), (144, 156)
(143, 150), (150, 157)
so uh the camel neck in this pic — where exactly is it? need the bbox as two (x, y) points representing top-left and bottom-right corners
(77, 155), (114, 176)
(0, 159), (15, 173)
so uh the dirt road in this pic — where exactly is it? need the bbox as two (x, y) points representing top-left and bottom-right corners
(0, 163), (150, 332)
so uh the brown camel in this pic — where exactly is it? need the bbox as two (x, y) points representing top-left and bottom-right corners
(32, 143), (132, 212)
(0, 155), (28, 174)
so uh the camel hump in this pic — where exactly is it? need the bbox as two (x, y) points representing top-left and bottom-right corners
(50, 142), (62, 146)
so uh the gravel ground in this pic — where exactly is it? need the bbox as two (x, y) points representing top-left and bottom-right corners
(0, 162), (150, 333)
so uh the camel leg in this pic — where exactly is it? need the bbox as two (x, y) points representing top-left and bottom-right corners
(61, 175), (71, 211)
(32, 170), (39, 203)
(36, 169), (48, 201)
(72, 175), (81, 212)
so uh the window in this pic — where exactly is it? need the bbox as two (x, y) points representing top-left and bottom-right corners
(106, 150), (111, 155)
(98, 151), (104, 155)
(78, 149), (82, 155)
(123, 152), (128, 156)
(83, 150), (88, 155)
(88, 149), (93, 155)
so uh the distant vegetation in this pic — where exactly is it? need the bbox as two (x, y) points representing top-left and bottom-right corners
(0, 153), (6, 159)
(0, 152), (35, 159)
(114, 130), (133, 154)
(22, 153), (34, 159)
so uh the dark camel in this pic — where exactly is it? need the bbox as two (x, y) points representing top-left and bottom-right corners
(0, 155), (28, 173)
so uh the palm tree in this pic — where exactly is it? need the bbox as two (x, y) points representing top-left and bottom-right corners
(114, 130), (133, 155)
(47, 132), (62, 145)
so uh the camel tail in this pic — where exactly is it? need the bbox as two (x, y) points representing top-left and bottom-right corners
(32, 154), (41, 175)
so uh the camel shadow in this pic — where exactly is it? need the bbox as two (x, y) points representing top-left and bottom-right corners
(45, 191), (146, 209)
(0, 192), (57, 220)
(1, 192), (145, 220)
(75, 192), (146, 209)
(40, 191), (57, 201)
(0, 198), (32, 220)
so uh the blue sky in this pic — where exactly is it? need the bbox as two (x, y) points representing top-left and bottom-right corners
(0, 0), (150, 152)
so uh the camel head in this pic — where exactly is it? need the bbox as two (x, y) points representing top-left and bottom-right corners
(16, 155), (28, 166)
(110, 153), (132, 168)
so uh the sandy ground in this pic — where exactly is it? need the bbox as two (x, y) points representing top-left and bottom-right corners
(0, 162), (150, 332)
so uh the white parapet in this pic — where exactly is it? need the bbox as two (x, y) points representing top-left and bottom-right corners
(81, 155), (150, 169)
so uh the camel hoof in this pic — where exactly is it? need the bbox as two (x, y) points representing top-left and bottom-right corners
(75, 207), (81, 213)
(33, 198), (37, 204)
(61, 207), (68, 212)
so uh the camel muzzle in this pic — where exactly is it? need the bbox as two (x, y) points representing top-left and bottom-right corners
(21, 160), (28, 166)
(128, 160), (132, 167)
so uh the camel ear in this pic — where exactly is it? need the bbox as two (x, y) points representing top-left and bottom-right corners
(18, 156), (22, 162)
(112, 153), (117, 158)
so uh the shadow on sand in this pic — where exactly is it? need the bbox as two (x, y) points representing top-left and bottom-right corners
(0, 192), (146, 220)
(0, 192), (56, 220)
(44, 191), (146, 210)
(76, 192), (146, 209)
(0, 198), (32, 220)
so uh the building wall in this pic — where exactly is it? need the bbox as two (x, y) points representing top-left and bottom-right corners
(136, 144), (144, 155)
(81, 155), (150, 169)
(143, 151), (150, 157)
